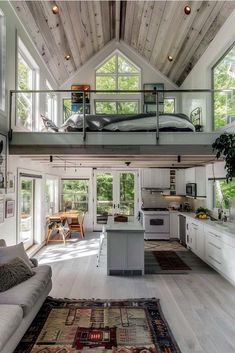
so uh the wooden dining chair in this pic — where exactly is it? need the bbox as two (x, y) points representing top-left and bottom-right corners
(67, 213), (85, 239)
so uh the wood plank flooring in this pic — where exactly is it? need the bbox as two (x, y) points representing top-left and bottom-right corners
(36, 233), (235, 353)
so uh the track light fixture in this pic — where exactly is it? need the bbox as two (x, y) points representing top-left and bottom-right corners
(168, 55), (173, 62)
(52, 4), (59, 14)
(184, 5), (191, 15)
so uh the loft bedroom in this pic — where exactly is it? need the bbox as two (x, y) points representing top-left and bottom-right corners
(3, 1), (235, 159)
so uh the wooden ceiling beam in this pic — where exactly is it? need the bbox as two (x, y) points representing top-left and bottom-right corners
(115, 0), (121, 41)
(130, 1), (145, 49)
(136, 1), (154, 54)
(92, 1), (105, 50)
(123, 0), (135, 45)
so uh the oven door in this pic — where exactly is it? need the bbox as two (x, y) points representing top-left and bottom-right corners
(144, 214), (169, 233)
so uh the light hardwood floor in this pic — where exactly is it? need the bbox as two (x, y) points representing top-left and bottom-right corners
(36, 233), (235, 353)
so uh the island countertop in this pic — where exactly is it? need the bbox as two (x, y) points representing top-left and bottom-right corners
(105, 219), (143, 232)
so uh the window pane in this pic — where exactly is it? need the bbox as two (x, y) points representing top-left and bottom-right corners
(96, 75), (116, 91)
(164, 98), (175, 113)
(118, 76), (139, 90)
(213, 45), (235, 129)
(20, 179), (34, 243)
(96, 101), (117, 114)
(215, 180), (235, 209)
(119, 172), (134, 216)
(96, 55), (116, 73)
(61, 180), (89, 212)
(118, 55), (139, 73)
(117, 101), (138, 114)
(17, 54), (33, 129)
(96, 173), (113, 223)
(0, 10), (5, 111)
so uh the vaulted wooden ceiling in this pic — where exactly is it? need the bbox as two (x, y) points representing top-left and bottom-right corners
(12, 1), (235, 86)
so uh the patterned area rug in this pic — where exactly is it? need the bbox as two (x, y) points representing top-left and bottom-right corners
(14, 297), (181, 353)
(145, 250), (213, 274)
(152, 251), (191, 271)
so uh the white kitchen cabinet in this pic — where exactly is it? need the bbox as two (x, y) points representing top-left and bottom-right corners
(205, 227), (223, 271)
(170, 212), (179, 238)
(185, 217), (204, 259)
(175, 169), (185, 195)
(185, 168), (195, 184)
(184, 166), (206, 197)
(141, 169), (170, 189)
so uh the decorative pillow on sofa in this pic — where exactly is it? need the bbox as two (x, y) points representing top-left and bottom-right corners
(0, 239), (6, 247)
(0, 257), (35, 292)
(0, 242), (34, 268)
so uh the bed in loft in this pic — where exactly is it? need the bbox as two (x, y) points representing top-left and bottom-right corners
(42, 108), (201, 133)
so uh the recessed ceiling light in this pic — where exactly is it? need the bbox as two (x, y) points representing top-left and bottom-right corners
(184, 5), (191, 15)
(65, 54), (71, 60)
(168, 55), (173, 62)
(52, 4), (59, 14)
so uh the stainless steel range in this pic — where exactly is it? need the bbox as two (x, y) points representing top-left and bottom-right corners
(141, 208), (170, 240)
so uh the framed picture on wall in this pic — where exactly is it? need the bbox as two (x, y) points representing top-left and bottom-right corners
(0, 195), (4, 223)
(0, 134), (7, 193)
(7, 172), (15, 193)
(143, 83), (164, 105)
(5, 200), (15, 218)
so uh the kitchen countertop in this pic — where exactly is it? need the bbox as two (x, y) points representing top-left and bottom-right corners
(106, 219), (144, 232)
(178, 211), (235, 236)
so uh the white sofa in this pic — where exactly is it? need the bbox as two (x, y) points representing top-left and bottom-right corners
(0, 240), (52, 353)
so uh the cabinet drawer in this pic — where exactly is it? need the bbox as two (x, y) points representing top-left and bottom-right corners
(206, 235), (222, 269)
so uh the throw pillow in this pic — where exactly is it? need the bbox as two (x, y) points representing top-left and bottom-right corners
(0, 242), (34, 268)
(0, 257), (35, 292)
(0, 239), (6, 247)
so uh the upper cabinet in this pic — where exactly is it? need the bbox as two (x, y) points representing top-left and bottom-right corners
(141, 169), (170, 189)
(185, 166), (206, 197)
(175, 169), (185, 195)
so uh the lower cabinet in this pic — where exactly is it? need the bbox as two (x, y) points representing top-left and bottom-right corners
(205, 229), (223, 271)
(186, 217), (204, 260)
(170, 212), (179, 238)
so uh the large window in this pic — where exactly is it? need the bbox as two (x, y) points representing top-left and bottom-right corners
(0, 9), (5, 112)
(61, 179), (89, 212)
(45, 178), (58, 215)
(95, 52), (140, 114)
(214, 179), (235, 209)
(17, 38), (39, 130)
(212, 43), (235, 130)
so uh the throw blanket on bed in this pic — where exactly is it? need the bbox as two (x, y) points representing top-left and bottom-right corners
(60, 113), (195, 132)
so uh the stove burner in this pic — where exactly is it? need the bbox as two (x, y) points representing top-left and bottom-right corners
(141, 207), (169, 211)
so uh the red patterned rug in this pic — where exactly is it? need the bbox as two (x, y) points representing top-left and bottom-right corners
(14, 297), (181, 353)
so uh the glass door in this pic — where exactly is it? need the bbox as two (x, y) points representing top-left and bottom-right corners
(19, 177), (35, 249)
(94, 170), (138, 230)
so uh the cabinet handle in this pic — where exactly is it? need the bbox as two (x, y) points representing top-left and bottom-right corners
(208, 242), (221, 250)
(209, 255), (221, 265)
(208, 231), (221, 239)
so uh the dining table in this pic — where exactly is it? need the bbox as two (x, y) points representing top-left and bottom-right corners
(46, 211), (80, 244)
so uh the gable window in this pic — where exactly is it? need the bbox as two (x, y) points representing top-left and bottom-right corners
(95, 52), (141, 114)
(0, 10), (5, 112)
(17, 38), (39, 131)
(212, 43), (235, 130)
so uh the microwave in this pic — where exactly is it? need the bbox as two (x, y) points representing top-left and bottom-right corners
(186, 183), (197, 198)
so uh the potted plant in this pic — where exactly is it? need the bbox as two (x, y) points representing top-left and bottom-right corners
(212, 133), (235, 182)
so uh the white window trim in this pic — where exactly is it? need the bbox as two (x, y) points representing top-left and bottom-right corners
(0, 9), (6, 114)
(16, 36), (39, 131)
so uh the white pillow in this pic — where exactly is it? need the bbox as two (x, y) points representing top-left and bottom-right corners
(0, 242), (33, 268)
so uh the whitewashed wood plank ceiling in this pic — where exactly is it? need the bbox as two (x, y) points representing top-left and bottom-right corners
(11, 0), (235, 86)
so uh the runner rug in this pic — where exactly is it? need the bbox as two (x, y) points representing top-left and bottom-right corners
(14, 297), (181, 353)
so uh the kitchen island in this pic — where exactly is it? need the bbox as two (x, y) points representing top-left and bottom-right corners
(106, 219), (144, 275)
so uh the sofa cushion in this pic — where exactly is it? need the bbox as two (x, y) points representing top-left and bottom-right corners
(0, 264), (52, 316)
(0, 257), (35, 292)
(0, 239), (6, 247)
(0, 242), (33, 268)
(0, 304), (23, 351)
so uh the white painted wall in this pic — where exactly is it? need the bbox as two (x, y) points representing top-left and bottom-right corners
(0, 1), (58, 132)
(181, 9), (235, 131)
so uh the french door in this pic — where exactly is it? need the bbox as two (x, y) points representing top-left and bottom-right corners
(19, 176), (35, 249)
(93, 170), (138, 230)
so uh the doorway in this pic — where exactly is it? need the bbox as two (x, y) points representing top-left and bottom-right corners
(93, 170), (138, 230)
(19, 176), (35, 249)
